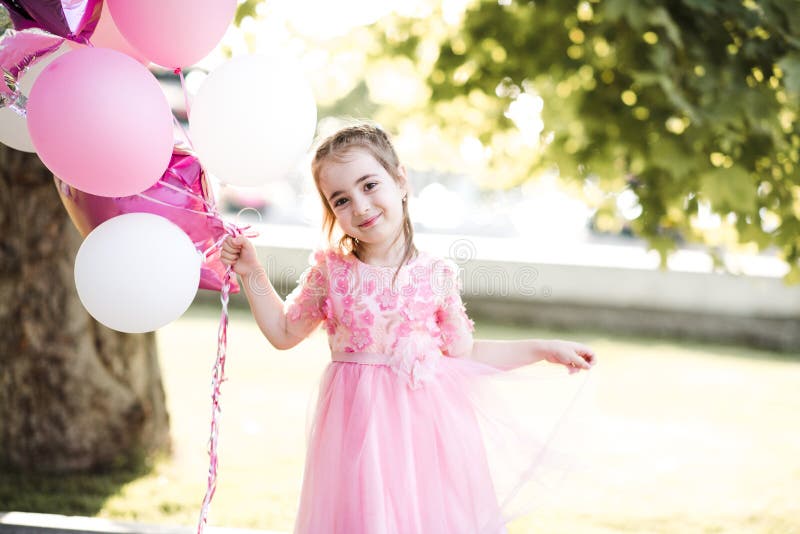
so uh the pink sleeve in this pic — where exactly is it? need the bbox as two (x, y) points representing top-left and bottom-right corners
(284, 250), (327, 336)
(434, 259), (475, 357)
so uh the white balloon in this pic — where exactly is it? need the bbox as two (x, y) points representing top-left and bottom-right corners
(74, 213), (201, 333)
(0, 44), (70, 152)
(189, 54), (317, 187)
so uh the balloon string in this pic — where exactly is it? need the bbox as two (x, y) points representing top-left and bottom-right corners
(135, 175), (258, 259)
(176, 67), (192, 121)
(171, 68), (195, 149)
(148, 178), (238, 234)
(201, 226), (258, 261)
(157, 176), (216, 213)
(196, 263), (233, 534)
(134, 191), (215, 218)
(172, 114), (195, 150)
(136, 171), (220, 219)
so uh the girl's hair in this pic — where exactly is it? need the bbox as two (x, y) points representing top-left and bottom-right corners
(311, 123), (417, 284)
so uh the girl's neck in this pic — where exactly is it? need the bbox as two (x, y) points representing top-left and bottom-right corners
(355, 234), (407, 267)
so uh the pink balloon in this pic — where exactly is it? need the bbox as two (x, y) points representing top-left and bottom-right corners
(26, 47), (173, 197)
(106, 0), (237, 69)
(89, 1), (149, 65)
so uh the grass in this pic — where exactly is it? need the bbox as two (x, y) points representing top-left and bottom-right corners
(2, 303), (799, 534)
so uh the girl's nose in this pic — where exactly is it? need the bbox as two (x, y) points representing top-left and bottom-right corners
(351, 194), (370, 215)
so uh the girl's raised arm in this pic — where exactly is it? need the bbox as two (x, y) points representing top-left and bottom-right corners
(221, 236), (324, 350)
(431, 257), (596, 372)
(470, 338), (595, 372)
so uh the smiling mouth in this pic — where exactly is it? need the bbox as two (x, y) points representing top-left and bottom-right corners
(359, 214), (381, 228)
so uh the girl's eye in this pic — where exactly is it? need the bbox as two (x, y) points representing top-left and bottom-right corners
(333, 183), (377, 207)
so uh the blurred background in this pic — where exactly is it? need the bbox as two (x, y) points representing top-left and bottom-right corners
(1, 1), (799, 533)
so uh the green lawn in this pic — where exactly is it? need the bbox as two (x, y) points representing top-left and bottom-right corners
(2, 303), (799, 533)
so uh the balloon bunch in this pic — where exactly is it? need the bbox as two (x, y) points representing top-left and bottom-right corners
(2, 2), (319, 533)
(0, 0), (318, 332)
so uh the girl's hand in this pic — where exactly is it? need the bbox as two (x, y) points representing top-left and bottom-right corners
(541, 340), (596, 374)
(220, 235), (261, 277)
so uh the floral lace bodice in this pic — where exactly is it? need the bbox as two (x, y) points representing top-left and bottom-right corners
(284, 249), (475, 388)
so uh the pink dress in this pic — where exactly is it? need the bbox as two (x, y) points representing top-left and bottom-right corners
(284, 249), (593, 534)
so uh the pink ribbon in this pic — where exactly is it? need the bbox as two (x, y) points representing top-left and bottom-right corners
(195, 223), (259, 533)
(196, 260), (232, 534)
(175, 67), (192, 121)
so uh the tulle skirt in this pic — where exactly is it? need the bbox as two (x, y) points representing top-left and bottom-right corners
(293, 352), (597, 534)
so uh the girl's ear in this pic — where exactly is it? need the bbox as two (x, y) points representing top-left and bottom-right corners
(397, 164), (409, 194)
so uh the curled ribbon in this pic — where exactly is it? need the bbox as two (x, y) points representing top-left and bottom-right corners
(195, 225), (257, 534)
(196, 264), (231, 534)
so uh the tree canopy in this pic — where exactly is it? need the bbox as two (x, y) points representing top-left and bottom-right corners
(370, 0), (800, 280)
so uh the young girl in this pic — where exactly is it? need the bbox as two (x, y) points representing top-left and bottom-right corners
(221, 123), (596, 534)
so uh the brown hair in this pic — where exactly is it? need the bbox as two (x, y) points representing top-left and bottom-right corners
(311, 123), (417, 286)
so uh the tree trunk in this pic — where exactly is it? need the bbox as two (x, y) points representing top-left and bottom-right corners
(0, 145), (170, 472)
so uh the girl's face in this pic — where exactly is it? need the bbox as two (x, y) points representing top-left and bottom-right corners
(318, 148), (407, 247)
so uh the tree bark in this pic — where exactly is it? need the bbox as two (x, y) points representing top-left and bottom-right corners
(0, 145), (170, 472)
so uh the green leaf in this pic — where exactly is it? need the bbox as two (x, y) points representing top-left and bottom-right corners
(699, 166), (757, 213)
(604, 0), (634, 23)
(655, 74), (699, 122)
(234, 0), (259, 26)
(777, 53), (800, 95)
(650, 138), (696, 179)
(784, 264), (800, 285)
(680, 0), (718, 16)
(631, 70), (664, 87)
(603, 0), (649, 31)
(648, 7), (683, 49)
(738, 219), (773, 250)
(774, 2), (800, 41)
(0, 7), (10, 31)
